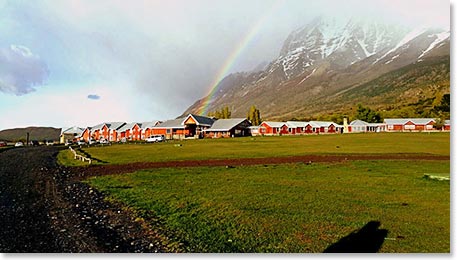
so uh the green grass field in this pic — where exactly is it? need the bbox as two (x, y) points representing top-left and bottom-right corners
(59, 132), (449, 166)
(64, 133), (450, 252)
(87, 160), (450, 253)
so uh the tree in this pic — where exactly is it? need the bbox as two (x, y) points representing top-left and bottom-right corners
(433, 117), (446, 130)
(434, 93), (450, 113)
(221, 106), (231, 119)
(355, 104), (382, 123)
(208, 106), (231, 119)
(330, 113), (346, 125)
(247, 105), (261, 126)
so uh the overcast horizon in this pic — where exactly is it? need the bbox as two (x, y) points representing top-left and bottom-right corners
(0, 0), (451, 130)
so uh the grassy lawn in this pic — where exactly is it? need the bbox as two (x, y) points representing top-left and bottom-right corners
(60, 132), (449, 165)
(87, 160), (450, 253)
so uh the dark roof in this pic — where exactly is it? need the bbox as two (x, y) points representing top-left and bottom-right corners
(186, 114), (215, 127)
(108, 122), (127, 130)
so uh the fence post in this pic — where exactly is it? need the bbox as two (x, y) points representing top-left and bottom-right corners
(69, 147), (91, 164)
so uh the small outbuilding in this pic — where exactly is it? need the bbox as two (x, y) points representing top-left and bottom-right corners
(349, 120), (386, 133)
(60, 126), (84, 143)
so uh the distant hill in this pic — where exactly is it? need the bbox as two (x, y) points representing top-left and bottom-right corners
(0, 127), (61, 142)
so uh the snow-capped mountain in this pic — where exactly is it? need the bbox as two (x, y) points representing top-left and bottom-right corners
(271, 17), (449, 80)
(275, 17), (408, 78)
(184, 16), (450, 119)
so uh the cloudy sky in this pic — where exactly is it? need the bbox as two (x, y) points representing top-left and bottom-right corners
(0, 0), (450, 129)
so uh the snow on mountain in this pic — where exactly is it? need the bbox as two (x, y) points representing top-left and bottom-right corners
(418, 31), (451, 59)
(374, 27), (428, 63)
(269, 16), (450, 81)
(275, 17), (409, 79)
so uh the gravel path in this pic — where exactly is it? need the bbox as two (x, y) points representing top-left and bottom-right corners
(0, 146), (173, 253)
(0, 147), (62, 252)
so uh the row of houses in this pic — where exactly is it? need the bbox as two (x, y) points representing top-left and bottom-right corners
(60, 115), (451, 143)
(254, 118), (450, 136)
(250, 121), (344, 136)
(347, 118), (450, 133)
(60, 114), (253, 143)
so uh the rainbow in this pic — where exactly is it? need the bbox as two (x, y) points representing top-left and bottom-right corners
(197, 0), (284, 115)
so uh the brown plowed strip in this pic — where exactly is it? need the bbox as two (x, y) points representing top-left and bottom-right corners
(72, 154), (449, 180)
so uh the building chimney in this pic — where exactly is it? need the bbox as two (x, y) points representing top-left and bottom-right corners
(343, 118), (349, 134)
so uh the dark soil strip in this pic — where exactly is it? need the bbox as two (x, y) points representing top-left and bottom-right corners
(0, 147), (63, 252)
(71, 154), (449, 179)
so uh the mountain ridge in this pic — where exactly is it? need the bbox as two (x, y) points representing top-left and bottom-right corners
(183, 17), (450, 120)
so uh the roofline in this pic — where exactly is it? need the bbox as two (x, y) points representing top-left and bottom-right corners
(183, 114), (213, 126)
(152, 126), (186, 129)
(261, 121), (287, 127)
(203, 129), (232, 132)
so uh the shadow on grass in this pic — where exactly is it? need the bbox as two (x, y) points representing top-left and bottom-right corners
(76, 147), (109, 164)
(323, 221), (388, 253)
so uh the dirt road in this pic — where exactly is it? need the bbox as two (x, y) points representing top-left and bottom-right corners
(0, 146), (170, 253)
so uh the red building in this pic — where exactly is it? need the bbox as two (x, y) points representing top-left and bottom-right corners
(384, 118), (436, 131)
(259, 122), (288, 135)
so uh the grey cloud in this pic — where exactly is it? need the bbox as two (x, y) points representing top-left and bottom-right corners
(0, 45), (49, 95)
(87, 94), (101, 100)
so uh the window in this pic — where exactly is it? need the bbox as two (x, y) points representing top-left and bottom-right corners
(404, 124), (415, 130)
(166, 129), (171, 134)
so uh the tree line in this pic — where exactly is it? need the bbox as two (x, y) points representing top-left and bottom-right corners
(207, 105), (261, 126)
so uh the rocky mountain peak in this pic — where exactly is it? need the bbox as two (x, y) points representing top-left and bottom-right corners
(183, 16), (450, 120)
(276, 16), (412, 78)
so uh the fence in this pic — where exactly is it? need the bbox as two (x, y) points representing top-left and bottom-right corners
(69, 146), (92, 164)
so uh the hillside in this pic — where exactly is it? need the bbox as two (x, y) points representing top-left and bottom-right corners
(286, 55), (450, 120)
(0, 127), (61, 142)
(183, 17), (450, 120)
